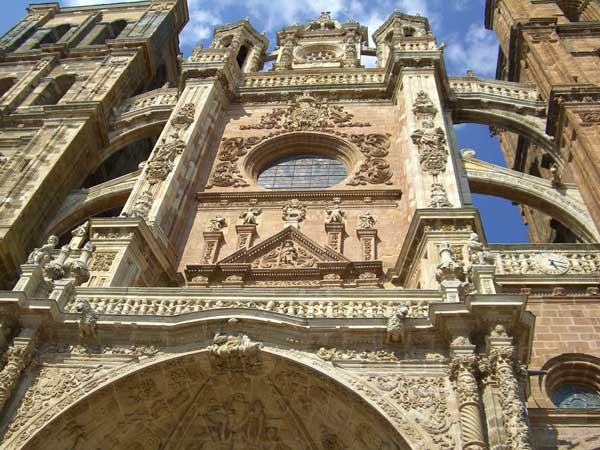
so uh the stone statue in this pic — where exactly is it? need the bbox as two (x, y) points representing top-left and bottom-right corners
(386, 304), (409, 343)
(207, 216), (227, 232)
(358, 211), (376, 229)
(66, 241), (96, 285)
(467, 233), (495, 265)
(430, 183), (451, 208)
(76, 299), (98, 341)
(44, 244), (71, 281)
(239, 207), (261, 225)
(26, 235), (59, 267)
(325, 205), (344, 224)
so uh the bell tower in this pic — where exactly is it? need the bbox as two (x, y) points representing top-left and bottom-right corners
(273, 11), (367, 70)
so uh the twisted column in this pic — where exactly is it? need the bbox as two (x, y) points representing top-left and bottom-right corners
(450, 353), (487, 450)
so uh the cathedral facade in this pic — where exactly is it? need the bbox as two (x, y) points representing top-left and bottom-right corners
(0, 0), (598, 448)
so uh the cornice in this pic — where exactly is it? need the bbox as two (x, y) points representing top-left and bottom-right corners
(197, 189), (402, 204)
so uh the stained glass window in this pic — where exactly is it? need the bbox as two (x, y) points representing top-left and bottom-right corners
(552, 384), (600, 409)
(257, 155), (346, 190)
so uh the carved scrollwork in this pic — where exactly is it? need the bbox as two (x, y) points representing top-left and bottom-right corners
(240, 93), (371, 131)
(348, 133), (393, 185)
(411, 124), (448, 176)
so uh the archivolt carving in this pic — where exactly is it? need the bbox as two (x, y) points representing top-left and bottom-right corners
(240, 93), (371, 131)
(9, 348), (409, 450)
(351, 374), (456, 449)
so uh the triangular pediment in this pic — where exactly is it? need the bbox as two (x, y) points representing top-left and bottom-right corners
(218, 226), (349, 269)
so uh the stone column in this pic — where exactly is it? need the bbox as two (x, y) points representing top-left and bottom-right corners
(486, 327), (532, 450)
(450, 341), (487, 450)
(242, 44), (264, 73)
(357, 228), (377, 261)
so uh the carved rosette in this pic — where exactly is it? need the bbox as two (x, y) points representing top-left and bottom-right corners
(449, 354), (486, 450)
(487, 341), (532, 450)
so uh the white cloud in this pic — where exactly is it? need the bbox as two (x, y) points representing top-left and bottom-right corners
(445, 23), (499, 76)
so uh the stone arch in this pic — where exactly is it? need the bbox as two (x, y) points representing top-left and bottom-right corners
(453, 108), (559, 162)
(45, 170), (137, 237)
(7, 347), (417, 450)
(464, 156), (599, 242)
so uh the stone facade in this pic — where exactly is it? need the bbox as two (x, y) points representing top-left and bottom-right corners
(0, 1), (597, 449)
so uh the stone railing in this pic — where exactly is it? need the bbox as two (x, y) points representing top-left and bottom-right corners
(241, 71), (386, 89)
(65, 292), (435, 319)
(449, 77), (542, 103)
(394, 41), (437, 51)
(188, 49), (229, 64)
(490, 246), (600, 276)
(113, 88), (178, 119)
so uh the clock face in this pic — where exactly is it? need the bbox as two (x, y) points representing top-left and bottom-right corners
(535, 253), (570, 275)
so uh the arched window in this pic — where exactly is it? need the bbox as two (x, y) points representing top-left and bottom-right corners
(90, 19), (128, 45)
(552, 384), (600, 409)
(35, 24), (71, 48)
(31, 74), (76, 106)
(257, 155), (347, 190)
(0, 77), (16, 100)
(236, 44), (250, 69)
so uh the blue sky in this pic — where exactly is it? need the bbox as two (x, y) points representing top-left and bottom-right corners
(0, 0), (530, 243)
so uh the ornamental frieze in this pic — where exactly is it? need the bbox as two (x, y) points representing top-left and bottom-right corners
(64, 296), (430, 319)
